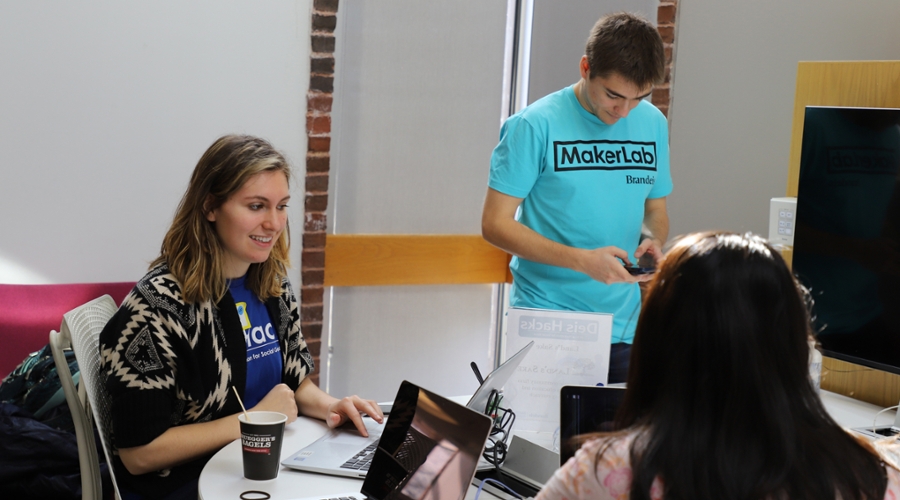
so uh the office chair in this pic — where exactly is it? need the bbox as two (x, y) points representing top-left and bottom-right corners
(49, 295), (121, 500)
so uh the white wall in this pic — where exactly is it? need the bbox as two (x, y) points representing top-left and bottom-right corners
(669, 0), (900, 240)
(326, 0), (509, 402)
(0, 1), (310, 287)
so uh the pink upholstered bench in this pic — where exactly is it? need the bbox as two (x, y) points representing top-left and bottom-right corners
(0, 282), (135, 379)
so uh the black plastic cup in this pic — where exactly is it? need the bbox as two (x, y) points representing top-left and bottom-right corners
(238, 411), (287, 480)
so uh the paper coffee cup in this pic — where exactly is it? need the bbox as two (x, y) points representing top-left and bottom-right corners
(238, 411), (287, 480)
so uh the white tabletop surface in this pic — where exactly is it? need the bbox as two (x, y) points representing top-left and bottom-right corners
(199, 390), (896, 500)
(820, 389), (896, 430)
(198, 409), (505, 500)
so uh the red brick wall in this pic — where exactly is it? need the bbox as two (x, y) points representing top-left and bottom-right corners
(301, 0), (338, 386)
(299, 1), (679, 384)
(652, 0), (678, 117)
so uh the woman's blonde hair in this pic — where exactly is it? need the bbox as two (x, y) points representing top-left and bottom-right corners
(152, 134), (292, 304)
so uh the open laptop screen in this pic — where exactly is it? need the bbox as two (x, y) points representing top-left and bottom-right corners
(362, 380), (492, 500)
(466, 341), (534, 415)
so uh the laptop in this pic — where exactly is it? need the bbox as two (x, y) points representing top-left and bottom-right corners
(285, 380), (492, 500)
(558, 385), (626, 465)
(466, 340), (534, 414)
(473, 434), (558, 499)
(282, 341), (535, 478)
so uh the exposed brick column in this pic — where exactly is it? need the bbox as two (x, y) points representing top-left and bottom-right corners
(652, 0), (678, 117)
(302, 0), (338, 386)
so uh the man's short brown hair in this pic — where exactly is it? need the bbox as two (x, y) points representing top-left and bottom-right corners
(585, 12), (665, 89)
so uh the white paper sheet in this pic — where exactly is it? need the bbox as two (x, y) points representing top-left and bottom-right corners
(503, 307), (612, 433)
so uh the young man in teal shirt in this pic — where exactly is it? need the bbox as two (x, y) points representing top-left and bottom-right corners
(482, 12), (672, 383)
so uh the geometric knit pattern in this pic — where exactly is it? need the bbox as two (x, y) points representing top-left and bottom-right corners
(98, 263), (313, 497)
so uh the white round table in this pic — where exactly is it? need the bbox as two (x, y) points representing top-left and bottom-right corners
(198, 416), (366, 500)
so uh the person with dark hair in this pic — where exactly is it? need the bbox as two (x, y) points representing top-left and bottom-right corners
(537, 231), (900, 500)
(482, 12), (672, 383)
(99, 135), (383, 500)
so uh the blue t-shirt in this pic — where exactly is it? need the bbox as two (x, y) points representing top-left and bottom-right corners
(488, 85), (673, 344)
(229, 276), (283, 408)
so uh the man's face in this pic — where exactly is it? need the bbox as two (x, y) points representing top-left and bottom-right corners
(579, 58), (653, 125)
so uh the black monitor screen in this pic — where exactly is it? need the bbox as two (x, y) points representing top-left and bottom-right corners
(793, 106), (900, 373)
(559, 386), (625, 465)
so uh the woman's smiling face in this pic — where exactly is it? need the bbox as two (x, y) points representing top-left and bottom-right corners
(206, 170), (290, 278)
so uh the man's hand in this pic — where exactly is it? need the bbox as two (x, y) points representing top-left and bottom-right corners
(634, 236), (664, 266)
(325, 395), (384, 437)
(483, 188), (666, 285)
(575, 246), (645, 284)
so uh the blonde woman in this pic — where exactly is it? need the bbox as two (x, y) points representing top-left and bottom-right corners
(100, 135), (382, 500)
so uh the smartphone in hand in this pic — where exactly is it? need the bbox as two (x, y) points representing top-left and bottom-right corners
(625, 265), (656, 275)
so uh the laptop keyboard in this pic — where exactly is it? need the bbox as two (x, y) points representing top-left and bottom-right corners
(340, 442), (378, 471)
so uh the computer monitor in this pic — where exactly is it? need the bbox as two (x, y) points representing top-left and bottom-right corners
(792, 105), (900, 374)
(558, 385), (625, 465)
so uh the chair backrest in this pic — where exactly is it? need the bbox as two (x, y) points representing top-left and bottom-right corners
(49, 295), (120, 500)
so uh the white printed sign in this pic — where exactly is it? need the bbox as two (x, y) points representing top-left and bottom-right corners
(503, 307), (612, 433)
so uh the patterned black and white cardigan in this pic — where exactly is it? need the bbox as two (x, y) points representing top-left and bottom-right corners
(99, 264), (313, 498)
